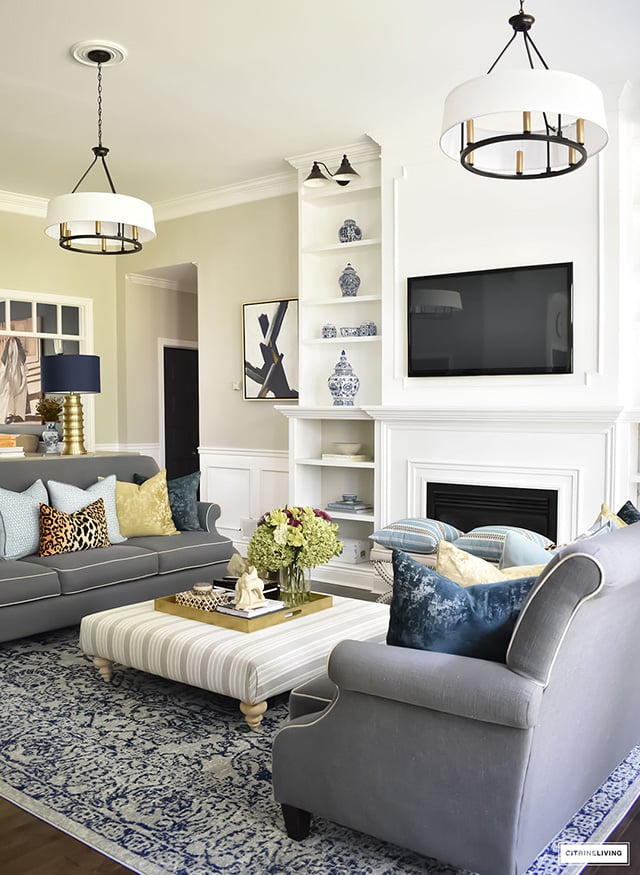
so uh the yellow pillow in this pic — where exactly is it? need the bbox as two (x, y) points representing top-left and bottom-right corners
(436, 540), (545, 586)
(436, 540), (505, 586)
(115, 469), (179, 537)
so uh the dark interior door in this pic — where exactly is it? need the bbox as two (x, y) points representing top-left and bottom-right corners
(163, 346), (199, 480)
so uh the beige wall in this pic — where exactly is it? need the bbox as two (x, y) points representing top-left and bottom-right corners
(0, 211), (118, 443)
(115, 194), (298, 451)
(118, 278), (198, 445)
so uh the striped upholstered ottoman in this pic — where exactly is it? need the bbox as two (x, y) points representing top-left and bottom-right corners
(79, 596), (389, 729)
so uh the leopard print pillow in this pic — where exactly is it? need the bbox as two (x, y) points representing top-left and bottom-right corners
(39, 498), (110, 557)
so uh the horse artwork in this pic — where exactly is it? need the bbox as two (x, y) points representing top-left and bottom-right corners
(234, 567), (268, 610)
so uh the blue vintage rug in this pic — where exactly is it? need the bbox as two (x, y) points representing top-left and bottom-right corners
(0, 627), (638, 875)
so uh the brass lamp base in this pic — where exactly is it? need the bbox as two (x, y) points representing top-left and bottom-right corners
(61, 392), (88, 455)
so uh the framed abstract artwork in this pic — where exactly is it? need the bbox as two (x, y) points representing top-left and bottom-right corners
(242, 299), (299, 400)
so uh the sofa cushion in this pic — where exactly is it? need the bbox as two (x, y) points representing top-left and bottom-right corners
(0, 479), (48, 560)
(452, 525), (554, 562)
(617, 500), (640, 525)
(387, 550), (536, 662)
(369, 517), (463, 554)
(133, 470), (203, 532)
(47, 475), (127, 544)
(436, 540), (545, 586)
(115, 469), (179, 537)
(124, 531), (233, 575)
(39, 499), (111, 557)
(0, 560), (61, 607)
(27, 545), (159, 595)
(499, 531), (558, 569)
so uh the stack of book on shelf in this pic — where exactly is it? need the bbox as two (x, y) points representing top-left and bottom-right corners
(217, 599), (286, 619)
(0, 436), (25, 458)
(326, 498), (374, 515)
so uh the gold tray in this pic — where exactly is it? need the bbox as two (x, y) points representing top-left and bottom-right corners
(154, 591), (333, 633)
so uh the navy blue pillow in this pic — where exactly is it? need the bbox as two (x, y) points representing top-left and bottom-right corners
(133, 471), (203, 532)
(387, 550), (536, 662)
(617, 500), (640, 526)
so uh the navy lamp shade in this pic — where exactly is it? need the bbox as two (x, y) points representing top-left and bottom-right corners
(40, 355), (101, 455)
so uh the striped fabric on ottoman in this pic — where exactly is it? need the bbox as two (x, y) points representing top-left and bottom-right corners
(79, 597), (390, 729)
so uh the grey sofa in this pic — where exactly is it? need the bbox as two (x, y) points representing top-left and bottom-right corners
(0, 454), (234, 642)
(272, 521), (640, 875)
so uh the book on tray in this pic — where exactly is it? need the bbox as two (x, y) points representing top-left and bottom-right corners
(217, 600), (286, 618)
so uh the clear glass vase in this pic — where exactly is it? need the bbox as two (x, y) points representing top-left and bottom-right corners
(278, 565), (311, 606)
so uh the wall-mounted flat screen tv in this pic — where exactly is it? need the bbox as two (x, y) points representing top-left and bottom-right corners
(407, 262), (573, 378)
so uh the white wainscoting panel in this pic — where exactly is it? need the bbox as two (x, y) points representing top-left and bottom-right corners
(199, 447), (289, 551)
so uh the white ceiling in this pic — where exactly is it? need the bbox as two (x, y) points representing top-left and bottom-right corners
(2, 0), (639, 208)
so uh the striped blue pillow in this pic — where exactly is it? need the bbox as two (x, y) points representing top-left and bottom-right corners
(452, 526), (553, 562)
(369, 518), (463, 554)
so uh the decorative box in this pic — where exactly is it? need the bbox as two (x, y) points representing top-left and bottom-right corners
(175, 586), (234, 613)
(334, 539), (371, 565)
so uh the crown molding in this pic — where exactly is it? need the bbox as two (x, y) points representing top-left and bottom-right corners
(126, 273), (196, 294)
(0, 190), (48, 217)
(152, 171), (297, 222)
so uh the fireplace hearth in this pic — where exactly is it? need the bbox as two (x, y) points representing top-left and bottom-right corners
(426, 482), (558, 541)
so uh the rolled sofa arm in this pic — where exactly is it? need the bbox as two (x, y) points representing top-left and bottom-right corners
(328, 640), (543, 729)
(196, 501), (222, 533)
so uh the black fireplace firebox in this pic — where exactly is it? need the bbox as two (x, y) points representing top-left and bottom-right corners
(426, 482), (558, 542)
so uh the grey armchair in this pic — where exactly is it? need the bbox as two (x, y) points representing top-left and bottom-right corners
(272, 523), (640, 875)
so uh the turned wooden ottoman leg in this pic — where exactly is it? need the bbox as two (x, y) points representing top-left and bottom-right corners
(93, 656), (114, 682)
(239, 700), (267, 730)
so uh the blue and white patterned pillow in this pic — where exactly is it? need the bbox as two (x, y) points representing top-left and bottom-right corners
(47, 476), (127, 544)
(369, 517), (463, 555)
(452, 526), (553, 563)
(0, 479), (48, 560)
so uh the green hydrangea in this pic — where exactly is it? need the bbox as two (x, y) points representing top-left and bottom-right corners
(247, 505), (342, 572)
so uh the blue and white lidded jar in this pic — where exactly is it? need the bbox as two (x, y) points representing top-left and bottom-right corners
(322, 323), (337, 338)
(338, 263), (361, 297)
(338, 219), (362, 243)
(328, 350), (360, 406)
(42, 421), (60, 454)
(359, 320), (377, 336)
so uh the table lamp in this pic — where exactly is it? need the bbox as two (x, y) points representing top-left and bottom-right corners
(40, 354), (101, 455)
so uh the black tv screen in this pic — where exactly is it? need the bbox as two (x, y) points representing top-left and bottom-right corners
(407, 262), (573, 377)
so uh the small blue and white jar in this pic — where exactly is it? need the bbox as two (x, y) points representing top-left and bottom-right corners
(328, 350), (360, 406)
(322, 323), (337, 339)
(338, 263), (361, 297)
(338, 219), (362, 244)
(359, 320), (377, 336)
(42, 421), (60, 454)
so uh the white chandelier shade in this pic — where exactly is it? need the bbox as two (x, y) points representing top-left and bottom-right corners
(44, 192), (156, 252)
(440, 69), (608, 176)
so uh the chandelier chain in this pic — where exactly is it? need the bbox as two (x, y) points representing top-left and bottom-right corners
(96, 63), (103, 147)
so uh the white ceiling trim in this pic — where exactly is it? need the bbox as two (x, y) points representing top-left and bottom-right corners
(0, 190), (48, 217)
(152, 171), (297, 223)
(127, 273), (195, 294)
(0, 170), (298, 223)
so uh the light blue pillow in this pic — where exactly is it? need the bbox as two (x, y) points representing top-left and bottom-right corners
(47, 475), (126, 544)
(0, 479), (48, 560)
(499, 531), (557, 570)
(452, 526), (553, 563)
(369, 517), (462, 554)
(387, 550), (536, 662)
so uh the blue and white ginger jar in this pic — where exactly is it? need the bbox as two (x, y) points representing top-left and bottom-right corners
(328, 350), (360, 406)
(338, 263), (361, 297)
(338, 219), (362, 243)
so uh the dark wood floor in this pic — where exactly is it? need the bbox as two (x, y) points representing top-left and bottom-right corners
(1, 789), (639, 873)
(0, 797), (133, 874)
